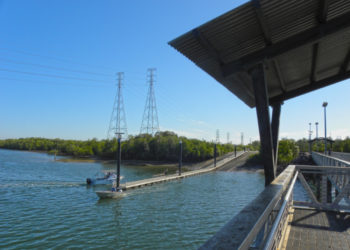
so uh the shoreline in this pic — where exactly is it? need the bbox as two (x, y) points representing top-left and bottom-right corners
(1, 148), (263, 173)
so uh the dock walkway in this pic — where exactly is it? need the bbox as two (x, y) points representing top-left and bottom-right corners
(121, 151), (246, 190)
(286, 208), (350, 250)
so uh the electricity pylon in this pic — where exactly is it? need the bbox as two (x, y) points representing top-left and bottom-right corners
(140, 68), (160, 136)
(107, 72), (128, 140)
(216, 129), (220, 144)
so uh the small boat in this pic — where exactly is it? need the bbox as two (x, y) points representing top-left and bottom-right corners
(96, 188), (124, 199)
(86, 172), (123, 185)
(96, 135), (124, 199)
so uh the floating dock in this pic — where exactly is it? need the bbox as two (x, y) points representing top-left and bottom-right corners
(120, 151), (246, 191)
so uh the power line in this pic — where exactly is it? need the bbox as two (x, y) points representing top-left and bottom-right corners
(0, 47), (116, 71)
(0, 77), (113, 88)
(0, 57), (113, 77)
(0, 68), (113, 83)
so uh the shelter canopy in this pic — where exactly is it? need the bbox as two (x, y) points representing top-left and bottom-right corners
(169, 0), (350, 108)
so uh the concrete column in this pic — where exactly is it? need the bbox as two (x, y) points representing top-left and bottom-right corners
(250, 63), (276, 185)
(271, 102), (282, 167)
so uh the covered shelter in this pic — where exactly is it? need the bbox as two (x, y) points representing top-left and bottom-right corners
(169, 0), (350, 185)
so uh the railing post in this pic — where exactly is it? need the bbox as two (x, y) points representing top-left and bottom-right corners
(321, 174), (327, 203)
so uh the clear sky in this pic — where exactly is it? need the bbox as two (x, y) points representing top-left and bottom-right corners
(0, 0), (349, 144)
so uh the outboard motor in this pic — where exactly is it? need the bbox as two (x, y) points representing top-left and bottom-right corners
(86, 178), (92, 185)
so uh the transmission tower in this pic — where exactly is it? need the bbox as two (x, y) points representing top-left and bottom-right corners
(140, 68), (160, 135)
(107, 72), (128, 140)
(216, 129), (220, 143)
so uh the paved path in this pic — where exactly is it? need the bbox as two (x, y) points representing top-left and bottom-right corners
(286, 208), (350, 250)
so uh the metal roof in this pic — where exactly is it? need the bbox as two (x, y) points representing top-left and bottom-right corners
(169, 0), (350, 108)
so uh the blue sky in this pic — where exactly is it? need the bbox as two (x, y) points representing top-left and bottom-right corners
(0, 0), (349, 143)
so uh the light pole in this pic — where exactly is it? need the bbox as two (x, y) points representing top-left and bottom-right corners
(322, 102), (328, 155)
(315, 122), (319, 139)
(308, 122), (312, 153)
(116, 134), (122, 188)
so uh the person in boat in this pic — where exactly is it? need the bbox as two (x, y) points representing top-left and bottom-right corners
(111, 181), (117, 192)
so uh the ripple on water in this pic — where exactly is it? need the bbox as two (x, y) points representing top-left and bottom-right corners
(0, 149), (265, 249)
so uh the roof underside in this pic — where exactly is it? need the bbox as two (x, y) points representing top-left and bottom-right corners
(169, 0), (350, 108)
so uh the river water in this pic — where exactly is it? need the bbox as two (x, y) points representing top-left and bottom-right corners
(0, 149), (265, 249)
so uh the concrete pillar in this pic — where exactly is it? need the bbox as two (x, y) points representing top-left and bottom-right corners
(250, 63), (276, 185)
(271, 102), (282, 166)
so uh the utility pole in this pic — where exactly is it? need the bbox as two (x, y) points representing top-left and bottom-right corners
(216, 129), (220, 144)
(179, 140), (182, 176)
(140, 68), (160, 135)
(241, 132), (244, 145)
(227, 132), (230, 144)
(107, 72), (128, 139)
(315, 122), (319, 139)
(323, 102), (328, 154)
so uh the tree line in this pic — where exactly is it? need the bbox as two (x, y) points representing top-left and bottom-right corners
(0, 131), (246, 162)
(3, 132), (347, 164)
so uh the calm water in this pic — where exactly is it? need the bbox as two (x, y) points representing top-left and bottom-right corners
(0, 149), (264, 249)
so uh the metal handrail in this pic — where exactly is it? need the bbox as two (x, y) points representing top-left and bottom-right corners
(263, 170), (298, 250)
(312, 151), (350, 167)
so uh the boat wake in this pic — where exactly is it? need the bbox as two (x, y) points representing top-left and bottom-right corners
(0, 181), (86, 189)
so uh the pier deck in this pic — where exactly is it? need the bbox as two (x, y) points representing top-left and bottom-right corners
(286, 208), (350, 250)
(121, 151), (246, 190)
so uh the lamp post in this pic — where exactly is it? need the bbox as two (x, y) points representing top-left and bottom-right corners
(308, 122), (312, 153)
(115, 132), (124, 190)
(322, 102), (328, 155)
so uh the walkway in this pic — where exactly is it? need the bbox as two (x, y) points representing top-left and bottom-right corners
(121, 151), (247, 190)
(286, 208), (350, 250)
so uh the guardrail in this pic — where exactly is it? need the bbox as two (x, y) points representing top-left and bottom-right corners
(200, 163), (350, 250)
(312, 151), (350, 167)
(200, 165), (296, 250)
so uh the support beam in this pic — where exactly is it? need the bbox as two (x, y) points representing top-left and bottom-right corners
(339, 48), (350, 74)
(222, 11), (350, 77)
(191, 28), (223, 64)
(250, 64), (275, 185)
(271, 103), (281, 165)
(273, 59), (286, 93)
(269, 70), (350, 104)
(310, 43), (319, 83)
(251, 0), (272, 45)
(318, 0), (329, 23)
(253, 0), (286, 95)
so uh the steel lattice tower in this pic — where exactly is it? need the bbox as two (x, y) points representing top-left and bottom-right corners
(140, 68), (160, 136)
(107, 72), (128, 140)
(216, 129), (220, 143)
